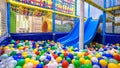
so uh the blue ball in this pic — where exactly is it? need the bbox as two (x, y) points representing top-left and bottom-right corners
(68, 53), (73, 60)
(46, 56), (51, 61)
(36, 64), (43, 68)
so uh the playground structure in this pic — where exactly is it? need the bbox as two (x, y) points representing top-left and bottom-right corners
(0, 0), (120, 48)
(1, 0), (120, 68)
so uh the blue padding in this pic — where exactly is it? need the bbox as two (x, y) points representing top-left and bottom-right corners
(10, 33), (68, 41)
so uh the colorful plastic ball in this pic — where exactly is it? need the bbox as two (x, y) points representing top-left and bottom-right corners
(68, 53), (73, 59)
(109, 59), (118, 64)
(77, 53), (83, 58)
(40, 55), (46, 61)
(84, 60), (91, 64)
(44, 65), (48, 68)
(93, 65), (100, 68)
(96, 53), (101, 58)
(64, 52), (68, 57)
(36, 64), (43, 68)
(62, 60), (69, 68)
(25, 58), (31, 63)
(26, 62), (33, 68)
(84, 64), (92, 68)
(72, 59), (75, 64)
(56, 57), (62, 63)
(66, 57), (71, 63)
(99, 59), (107, 67)
(43, 59), (49, 65)
(46, 55), (51, 61)
(108, 63), (118, 68)
(17, 59), (25, 66)
(60, 54), (64, 59)
(74, 60), (80, 67)
(91, 57), (98, 62)
(68, 64), (74, 68)
(79, 58), (85, 64)
(15, 66), (22, 68)
(53, 54), (58, 59)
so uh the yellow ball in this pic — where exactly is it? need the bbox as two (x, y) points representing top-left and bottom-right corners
(23, 64), (27, 68)
(99, 60), (107, 67)
(71, 51), (74, 55)
(25, 58), (31, 63)
(48, 48), (50, 51)
(72, 59), (75, 64)
(68, 48), (71, 52)
(18, 46), (23, 50)
(61, 50), (65, 54)
(108, 63), (118, 68)
(4, 46), (9, 50)
(30, 59), (35, 63)
(84, 60), (91, 64)
(88, 55), (92, 59)
(118, 63), (120, 67)
(79, 58), (85, 64)
(34, 61), (39, 65)
(56, 57), (62, 63)
(77, 53), (83, 58)
(22, 52), (28, 57)
(11, 48), (15, 51)
(25, 40), (28, 42)
(33, 49), (38, 53)
(96, 53), (101, 58)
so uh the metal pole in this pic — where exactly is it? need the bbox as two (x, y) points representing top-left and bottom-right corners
(102, 0), (106, 45)
(112, 17), (115, 33)
(88, 4), (90, 18)
(79, 0), (84, 50)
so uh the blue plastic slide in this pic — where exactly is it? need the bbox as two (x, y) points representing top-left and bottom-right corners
(57, 15), (102, 48)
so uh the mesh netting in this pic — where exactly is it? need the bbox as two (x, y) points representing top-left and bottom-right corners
(0, 0), (8, 42)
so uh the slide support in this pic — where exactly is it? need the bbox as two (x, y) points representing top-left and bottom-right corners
(79, 0), (84, 50)
(7, 3), (11, 35)
(102, 0), (106, 45)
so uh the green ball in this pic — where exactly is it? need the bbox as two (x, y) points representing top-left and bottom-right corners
(74, 53), (77, 56)
(57, 65), (62, 68)
(80, 65), (84, 68)
(74, 60), (80, 67)
(60, 54), (64, 59)
(75, 56), (80, 60)
(84, 56), (90, 60)
(41, 62), (44, 65)
(15, 66), (22, 68)
(84, 64), (92, 68)
(11, 40), (15, 44)
(17, 44), (22, 48)
(66, 57), (71, 63)
(36, 56), (40, 60)
(17, 59), (25, 66)
(10, 51), (16, 56)
(27, 55), (32, 59)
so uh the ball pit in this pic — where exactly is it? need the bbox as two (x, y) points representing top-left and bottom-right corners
(0, 40), (120, 68)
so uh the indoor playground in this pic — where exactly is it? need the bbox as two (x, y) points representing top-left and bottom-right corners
(1, 0), (120, 68)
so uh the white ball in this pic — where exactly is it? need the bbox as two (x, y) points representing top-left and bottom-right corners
(26, 62), (33, 68)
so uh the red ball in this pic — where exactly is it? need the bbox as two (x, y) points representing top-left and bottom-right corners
(44, 66), (48, 68)
(16, 40), (20, 44)
(62, 60), (69, 68)
(53, 54), (58, 59)
(64, 52), (68, 57)
(114, 55), (120, 62)
(35, 51), (40, 55)
(84, 52), (89, 56)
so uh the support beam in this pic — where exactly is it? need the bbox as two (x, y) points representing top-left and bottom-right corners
(106, 6), (120, 12)
(112, 17), (115, 33)
(102, 0), (106, 45)
(79, 0), (84, 50)
(85, 0), (114, 16)
(88, 4), (90, 18)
